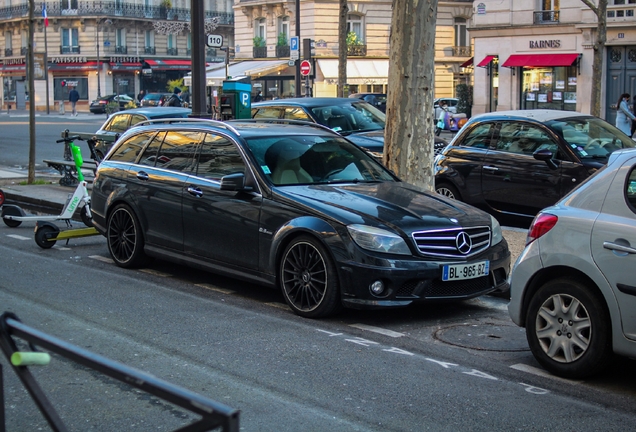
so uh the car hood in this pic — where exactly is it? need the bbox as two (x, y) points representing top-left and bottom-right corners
(346, 130), (385, 152)
(276, 181), (490, 232)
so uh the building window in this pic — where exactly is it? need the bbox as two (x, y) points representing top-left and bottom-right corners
(61, 0), (78, 10)
(347, 14), (364, 42)
(4, 31), (12, 50)
(279, 16), (290, 43)
(256, 18), (266, 40)
(454, 18), (468, 47)
(61, 28), (79, 54)
(168, 34), (174, 49)
(116, 28), (126, 48)
(543, 0), (559, 11)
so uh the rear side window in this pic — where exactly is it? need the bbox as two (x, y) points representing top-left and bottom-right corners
(153, 131), (202, 172)
(252, 107), (283, 119)
(496, 122), (554, 155)
(284, 107), (310, 121)
(138, 132), (166, 167)
(460, 123), (494, 149)
(109, 132), (155, 163)
(130, 114), (147, 127)
(105, 114), (130, 133)
(626, 168), (636, 210)
(194, 133), (245, 181)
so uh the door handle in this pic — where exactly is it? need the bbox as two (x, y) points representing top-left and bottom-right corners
(136, 171), (149, 181)
(603, 241), (636, 254)
(187, 186), (203, 198)
(483, 165), (499, 171)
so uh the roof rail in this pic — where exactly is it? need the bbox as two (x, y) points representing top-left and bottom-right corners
(133, 118), (240, 136)
(228, 118), (336, 134)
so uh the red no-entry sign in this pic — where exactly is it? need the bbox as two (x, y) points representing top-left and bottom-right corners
(300, 60), (311, 76)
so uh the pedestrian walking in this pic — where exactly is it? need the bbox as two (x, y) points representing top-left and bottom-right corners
(615, 93), (636, 136)
(254, 90), (263, 102)
(68, 87), (80, 116)
(137, 90), (145, 104)
(166, 87), (183, 107)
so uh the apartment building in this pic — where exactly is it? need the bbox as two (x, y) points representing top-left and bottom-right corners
(469, 0), (636, 121)
(0, 0), (233, 111)
(205, 0), (473, 99)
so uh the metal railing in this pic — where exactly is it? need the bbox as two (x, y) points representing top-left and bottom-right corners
(347, 44), (367, 56)
(533, 10), (560, 24)
(253, 46), (267, 58)
(59, 45), (81, 54)
(276, 45), (290, 58)
(0, 312), (240, 432)
(3, 48), (11, 56)
(20, 47), (27, 55)
(144, 46), (155, 55)
(166, 47), (178, 56)
(452, 46), (472, 57)
(0, 1), (234, 25)
(114, 45), (127, 54)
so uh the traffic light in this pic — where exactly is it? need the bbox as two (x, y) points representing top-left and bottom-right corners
(303, 38), (315, 60)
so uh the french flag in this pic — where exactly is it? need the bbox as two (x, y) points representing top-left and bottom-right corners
(42, 3), (48, 27)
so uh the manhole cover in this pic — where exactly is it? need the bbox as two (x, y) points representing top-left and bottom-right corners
(434, 322), (530, 352)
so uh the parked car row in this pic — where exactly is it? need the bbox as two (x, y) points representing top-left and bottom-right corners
(89, 94), (139, 114)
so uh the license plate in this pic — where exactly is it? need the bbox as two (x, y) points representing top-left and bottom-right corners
(442, 260), (489, 281)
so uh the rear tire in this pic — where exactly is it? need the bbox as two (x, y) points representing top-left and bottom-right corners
(3, 218), (21, 228)
(107, 204), (148, 268)
(525, 278), (612, 379)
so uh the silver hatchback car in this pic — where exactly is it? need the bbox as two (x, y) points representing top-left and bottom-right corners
(509, 147), (636, 378)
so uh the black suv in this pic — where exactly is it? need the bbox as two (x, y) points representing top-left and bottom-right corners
(91, 119), (510, 318)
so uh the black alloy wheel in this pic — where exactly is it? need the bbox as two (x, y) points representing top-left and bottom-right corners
(280, 235), (341, 318)
(107, 204), (148, 268)
(525, 278), (612, 379)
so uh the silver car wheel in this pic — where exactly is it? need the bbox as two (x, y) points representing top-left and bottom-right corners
(436, 184), (459, 200)
(535, 293), (591, 363)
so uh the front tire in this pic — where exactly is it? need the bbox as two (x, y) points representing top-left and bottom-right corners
(279, 235), (341, 318)
(525, 278), (612, 379)
(35, 224), (59, 249)
(107, 204), (148, 268)
(435, 183), (461, 201)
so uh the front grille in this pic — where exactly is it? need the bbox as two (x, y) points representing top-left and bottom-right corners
(412, 226), (491, 258)
(425, 276), (490, 298)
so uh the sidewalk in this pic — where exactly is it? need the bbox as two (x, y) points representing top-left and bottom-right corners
(0, 109), (97, 120)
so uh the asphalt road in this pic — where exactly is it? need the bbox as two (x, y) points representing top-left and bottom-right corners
(1, 226), (635, 431)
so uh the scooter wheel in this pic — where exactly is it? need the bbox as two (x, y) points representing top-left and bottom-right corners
(80, 205), (93, 227)
(35, 224), (60, 249)
(3, 218), (21, 228)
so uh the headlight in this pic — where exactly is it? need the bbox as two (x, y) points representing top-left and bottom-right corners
(491, 215), (503, 245)
(347, 224), (411, 255)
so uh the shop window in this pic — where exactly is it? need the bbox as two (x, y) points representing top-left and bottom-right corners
(53, 77), (88, 101)
(521, 65), (577, 112)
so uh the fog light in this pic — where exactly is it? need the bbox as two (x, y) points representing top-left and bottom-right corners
(370, 280), (385, 296)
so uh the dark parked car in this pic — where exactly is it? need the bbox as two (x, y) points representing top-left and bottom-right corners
(434, 110), (636, 219)
(91, 107), (192, 160)
(140, 92), (173, 107)
(349, 93), (387, 113)
(91, 119), (510, 318)
(89, 94), (138, 114)
(251, 97), (447, 158)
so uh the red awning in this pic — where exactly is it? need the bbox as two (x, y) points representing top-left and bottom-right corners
(145, 59), (192, 70)
(477, 55), (496, 67)
(110, 62), (141, 71)
(502, 53), (580, 68)
(1, 63), (26, 75)
(460, 58), (473, 68)
(48, 61), (99, 71)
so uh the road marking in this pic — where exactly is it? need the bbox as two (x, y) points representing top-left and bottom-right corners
(510, 363), (583, 384)
(265, 302), (290, 311)
(195, 283), (234, 294)
(89, 255), (112, 263)
(58, 247), (72, 251)
(6, 234), (30, 241)
(350, 323), (404, 338)
(139, 269), (172, 277)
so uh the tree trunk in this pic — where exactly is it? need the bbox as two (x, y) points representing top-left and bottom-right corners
(581, 0), (607, 117)
(384, 0), (437, 189)
(337, 0), (347, 97)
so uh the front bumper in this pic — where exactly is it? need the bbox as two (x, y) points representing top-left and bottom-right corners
(337, 240), (511, 310)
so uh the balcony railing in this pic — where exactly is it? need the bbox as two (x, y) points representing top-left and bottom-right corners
(144, 46), (155, 55)
(347, 45), (367, 56)
(167, 47), (178, 56)
(21, 47), (27, 55)
(0, 1), (235, 25)
(452, 46), (472, 57)
(60, 46), (81, 54)
(533, 10), (560, 24)
(276, 45), (290, 58)
(253, 46), (267, 58)
(4, 48), (12, 56)
(115, 45), (127, 54)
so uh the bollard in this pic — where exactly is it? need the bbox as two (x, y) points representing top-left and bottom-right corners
(58, 101), (65, 114)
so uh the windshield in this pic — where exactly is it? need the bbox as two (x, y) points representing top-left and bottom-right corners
(548, 117), (635, 159)
(310, 101), (385, 135)
(245, 135), (395, 186)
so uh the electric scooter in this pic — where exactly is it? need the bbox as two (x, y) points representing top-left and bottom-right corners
(0, 135), (98, 248)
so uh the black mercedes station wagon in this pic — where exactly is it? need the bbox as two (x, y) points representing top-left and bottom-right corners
(91, 119), (510, 318)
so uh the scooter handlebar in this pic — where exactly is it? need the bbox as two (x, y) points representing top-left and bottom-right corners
(55, 135), (81, 143)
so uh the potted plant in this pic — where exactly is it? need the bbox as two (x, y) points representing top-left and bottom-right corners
(346, 32), (366, 56)
(455, 83), (473, 118)
(159, 0), (171, 19)
(253, 36), (267, 58)
(276, 33), (289, 57)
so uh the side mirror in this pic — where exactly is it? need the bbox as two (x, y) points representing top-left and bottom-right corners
(533, 149), (559, 170)
(220, 172), (252, 191)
